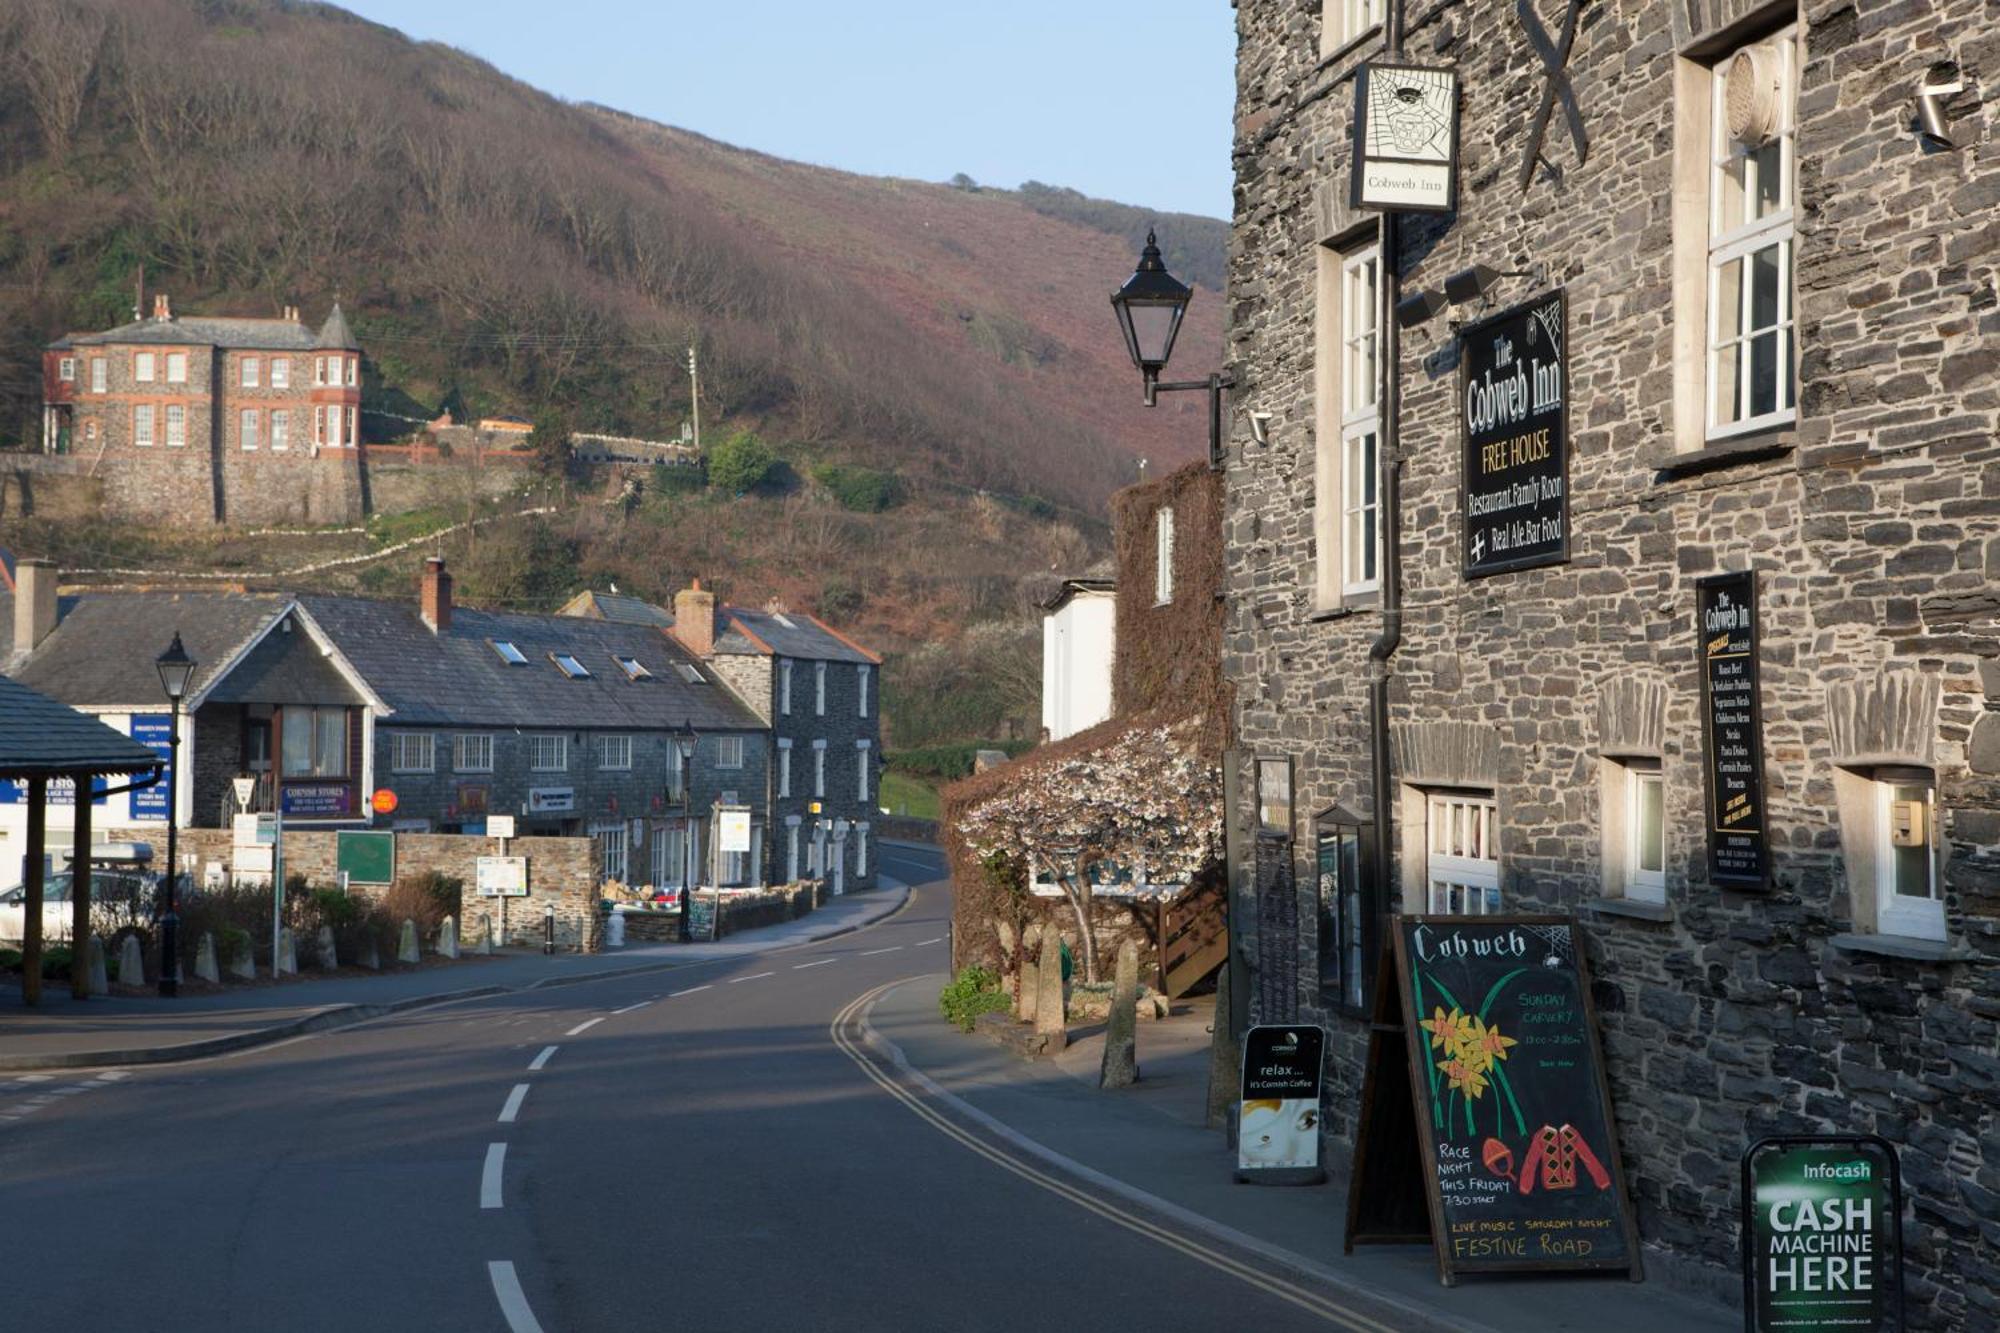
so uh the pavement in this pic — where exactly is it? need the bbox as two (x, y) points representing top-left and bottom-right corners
(863, 974), (1744, 1332)
(0, 876), (911, 1071)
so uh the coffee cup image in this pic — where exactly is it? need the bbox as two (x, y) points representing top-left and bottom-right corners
(1240, 1098), (1313, 1167)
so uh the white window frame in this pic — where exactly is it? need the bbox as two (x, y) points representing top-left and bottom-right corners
(241, 356), (259, 389)
(314, 356), (327, 387)
(777, 739), (792, 798)
(314, 405), (325, 446)
(815, 661), (827, 716)
(454, 733), (494, 774)
(858, 664), (871, 719)
(134, 351), (155, 383)
(1320, 0), (1382, 56)
(327, 404), (343, 451)
(856, 824), (869, 879)
(1154, 506), (1175, 605)
(389, 732), (435, 774)
(813, 739), (827, 798)
(1626, 761), (1666, 905)
(133, 404), (155, 448)
(346, 356), (358, 387)
(529, 734), (569, 772)
(90, 358), (107, 394)
(717, 735), (745, 770)
(652, 823), (686, 888)
(57, 357), (74, 383)
(271, 409), (290, 451)
(856, 740), (872, 802)
(165, 403), (186, 448)
(596, 734), (633, 771)
(240, 407), (260, 451)
(1875, 776), (1943, 941)
(780, 660), (793, 716)
(165, 352), (187, 384)
(1426, 792), (1500, 915)
(271, 357), (290, 389)
(787, 821), (801, 882)
(1315, 238), (1382, 607)
(595, 821), (630, 884)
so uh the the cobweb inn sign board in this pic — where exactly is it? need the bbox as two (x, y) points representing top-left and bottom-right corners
(1462, 291), (1569, 579)
(1351, 64), (1460, 213)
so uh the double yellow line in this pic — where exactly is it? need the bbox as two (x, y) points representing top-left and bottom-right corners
(829, 982), (1398, 1333)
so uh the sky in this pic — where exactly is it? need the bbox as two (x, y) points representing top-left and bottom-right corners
(334, 1), (1237, 220)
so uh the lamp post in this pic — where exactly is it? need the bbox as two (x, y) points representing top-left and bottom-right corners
(676, 722), (697, 942)
(154, 633), (197, 998)
(1111, 230), (1233, 470)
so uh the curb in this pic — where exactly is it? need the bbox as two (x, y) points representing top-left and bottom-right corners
(857, 980), (1509, 1333)
(0, 884), (914, 1073)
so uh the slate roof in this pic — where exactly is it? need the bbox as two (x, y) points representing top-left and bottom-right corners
(315, 303), (359, 350)
(714, 606), (880, 665)
(295, 596), (762, 731)
(1039, 577), (1116, 613)
(0, 674), (164, 778)
(67, 315), (322, 352)
(11, 593), (290, 707)
(556, 590), (674, 629)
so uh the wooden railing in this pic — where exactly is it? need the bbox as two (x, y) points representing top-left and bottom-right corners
(1155, 875), (1228, 999)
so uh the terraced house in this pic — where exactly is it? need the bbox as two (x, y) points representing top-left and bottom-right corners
(1222, 0), (1995, 1319)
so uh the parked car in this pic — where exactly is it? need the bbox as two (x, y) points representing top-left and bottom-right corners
(0, 871), (151, 945)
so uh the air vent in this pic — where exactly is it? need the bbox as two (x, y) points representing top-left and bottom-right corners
(1725, 44), (1787, 146)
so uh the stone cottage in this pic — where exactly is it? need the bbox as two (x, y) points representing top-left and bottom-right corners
(1223, 0), (1995, 1319)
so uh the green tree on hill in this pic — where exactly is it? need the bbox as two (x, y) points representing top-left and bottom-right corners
(707, 430), (777, 495)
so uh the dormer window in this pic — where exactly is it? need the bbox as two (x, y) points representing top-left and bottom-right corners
(615, 656), (653, 681)
(552, 653), (592, 679)
(489, 640), (528, 666)
(676, 663), (706, 684)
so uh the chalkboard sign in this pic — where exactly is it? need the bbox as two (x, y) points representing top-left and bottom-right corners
(1461, 290), (1568, 579)
(1742, 1136), (1905, 1333)
(1236, 1025), (1327, 1185)
(685, 891), (718, 942)
(1347, 915), (1641, 1284)
(1698, 571), (1770, 887)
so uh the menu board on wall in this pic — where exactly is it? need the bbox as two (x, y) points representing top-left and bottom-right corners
(1697, 571), (1770, 888)
(1346, 916), (1642, 1284)
(1461, 290), (1568, 579)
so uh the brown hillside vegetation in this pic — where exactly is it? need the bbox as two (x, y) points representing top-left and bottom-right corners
(0, 0), (1222, 512)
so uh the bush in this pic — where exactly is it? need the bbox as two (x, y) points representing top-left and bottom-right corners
(41, 946), (72, 978)
(650, 462), (705, 498)
(706, 430), (777, 495)
(939, 965), (1011, 1032)
(379, 871), (463, 946)
(812, 463), (902, 513)
(888, 740), (1035, 783)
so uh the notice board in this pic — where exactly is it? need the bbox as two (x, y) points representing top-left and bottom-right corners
(1698, 571), (1770, 887)
(1347, 915), (1641, 1284)
(336, 830), (396, 885)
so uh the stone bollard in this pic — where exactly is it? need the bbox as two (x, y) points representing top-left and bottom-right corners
(397, 919), (420, 964)
(87, 936), (108, 995)
(1034, 930), (1066, 1053)
(477, 913), (494, 956)
(358, 933), (381, 971)
(229, 933), (256, 981)
(276, 928), (297, 976)
(1018, 956), (1040, 1024)
(1100, 939), (1140, 1089)
(316, 926), (338, 972)
(117, 935), (145, 988)
(194, 932), (221, 984)
(438, 914), (459, 960)
(1205, 962), (1239, 1133)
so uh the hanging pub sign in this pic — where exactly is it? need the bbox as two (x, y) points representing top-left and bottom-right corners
(1697, 571), (1771, 888)
(1346, 916), (1642, 1284)
(1742, 1136), (1904, 1332)
(1462, 290), (1568, 578)
(1350, 63), (1461, 213)
(1236, 1024), (1327, 1185)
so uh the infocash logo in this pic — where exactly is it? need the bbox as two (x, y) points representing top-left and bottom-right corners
(1802, 1160), (1872, 1182)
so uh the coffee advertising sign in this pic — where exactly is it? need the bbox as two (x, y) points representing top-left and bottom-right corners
(1237, 1025), (1326, 1185)
(1698, 571), (1770, 887)
(1461, 290), (1568, 578)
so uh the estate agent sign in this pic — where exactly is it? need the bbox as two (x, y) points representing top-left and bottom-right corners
(1698, 571), (1770, 887)
(1742, 1136), (1904, 1331)
(1461, 291), (1568, 578)
(1351, 64), (1460, 213)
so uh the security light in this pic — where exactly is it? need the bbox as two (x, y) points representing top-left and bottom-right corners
(1396, 288), (1449, 328)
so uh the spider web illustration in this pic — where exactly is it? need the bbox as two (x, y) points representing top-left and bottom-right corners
(1366, 69), (1453, 162)
(1520, 922), (1575, 967)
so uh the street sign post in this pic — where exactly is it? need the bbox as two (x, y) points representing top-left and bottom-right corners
(233, 776), (256, 812)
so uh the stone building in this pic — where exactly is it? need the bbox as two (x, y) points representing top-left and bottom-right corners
(41, 296), (365, 525)
(1223, 0), (1995, 1319)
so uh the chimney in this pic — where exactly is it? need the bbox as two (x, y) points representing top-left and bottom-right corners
(152, 293), (172, 322)
(14, 559), (58, 655)
(420, 557), (452, 635)
(672, 578), (716, 658)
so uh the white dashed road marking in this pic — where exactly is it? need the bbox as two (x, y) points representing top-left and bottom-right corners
(527, 1046), (557, 1072)
(729, 972), (775, 984)
(612, 1000), (652, 1014)
(861, 946), (903, 956)
(670, 984), (712, 997)
(481, 1143), (507, 1210)
(793, 959), (836, 970)
(916, 937), (944, 946)
(497, 1084), (529, 1124)
(565, 1017), (604, 1036)
(489, 1261), (546, 1333)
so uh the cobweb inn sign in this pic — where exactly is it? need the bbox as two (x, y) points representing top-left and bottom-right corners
(1350, 64), (1461, 213)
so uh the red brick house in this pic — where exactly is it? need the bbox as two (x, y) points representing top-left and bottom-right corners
(42, 296), (365, 525)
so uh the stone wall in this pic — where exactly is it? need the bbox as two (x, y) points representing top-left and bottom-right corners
(1224, 0), (1996, 1321)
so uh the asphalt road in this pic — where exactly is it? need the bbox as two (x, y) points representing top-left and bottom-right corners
(7, 845), (1370, 1331)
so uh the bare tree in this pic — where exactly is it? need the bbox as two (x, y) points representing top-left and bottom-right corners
(10, 0), (107, 161)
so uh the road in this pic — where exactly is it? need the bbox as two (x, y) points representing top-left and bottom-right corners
(8, 845), (1377, 1331)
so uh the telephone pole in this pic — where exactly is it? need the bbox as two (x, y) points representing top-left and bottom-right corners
(686, 344), (701, 453)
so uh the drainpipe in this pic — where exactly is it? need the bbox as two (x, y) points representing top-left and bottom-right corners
(1368, 3), (1408, 947)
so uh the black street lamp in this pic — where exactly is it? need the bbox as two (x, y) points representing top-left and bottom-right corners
(154, 632), (196, 998)
(675, 722), (697, 943)
(1111, 230), (1233, 469)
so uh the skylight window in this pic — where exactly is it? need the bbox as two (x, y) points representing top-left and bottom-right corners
(772, 613), (796, 629)
(676, 663), (706, 685)
(616, 656), (653, 682)
(490, 640), (528, 666)
(552, 653), (592, 679)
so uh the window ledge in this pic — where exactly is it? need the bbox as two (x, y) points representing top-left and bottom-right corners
(1585, 895), (1675, 923)
(1308, 601), (1377, 624)
(1827, 932), (1973, 964)
(1646, 430), (1794, 477)
(1315, 25), (1383, 73)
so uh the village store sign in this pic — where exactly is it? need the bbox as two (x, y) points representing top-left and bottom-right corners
(1741, 1136), (1904, 1331)
(1462, 291), (1569, 578)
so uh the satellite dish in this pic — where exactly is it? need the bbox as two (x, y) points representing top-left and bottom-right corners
(1725, 45), (1787, 147)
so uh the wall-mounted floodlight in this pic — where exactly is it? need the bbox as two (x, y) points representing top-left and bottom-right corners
(1247, 411), (1273, 446)
(1395, 288), (1449, 329)
(1442, 262), (1549, 306)
(1917, 65), (1962, 148)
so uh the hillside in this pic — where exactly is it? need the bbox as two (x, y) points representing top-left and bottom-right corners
(0, 0), (1225, 512)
